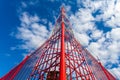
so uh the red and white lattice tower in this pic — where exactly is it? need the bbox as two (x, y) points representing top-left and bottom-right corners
(1, 6), (116, 80)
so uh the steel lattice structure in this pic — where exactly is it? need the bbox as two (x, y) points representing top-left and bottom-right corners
(1, 7), (116, 80)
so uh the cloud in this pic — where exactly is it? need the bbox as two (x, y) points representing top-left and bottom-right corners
(74, 31), (90, 46)
(93, 0), (120, 28)
(79, 0), (120, 28)
(16, 12), (50, 51)
(90, 29), (103, 40)
(109, 28), (120, 41)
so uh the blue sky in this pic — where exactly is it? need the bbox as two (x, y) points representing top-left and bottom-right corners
(0, 0), (23, 77)
(0, 0), (120, 79)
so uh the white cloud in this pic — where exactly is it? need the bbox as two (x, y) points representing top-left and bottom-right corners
(69, 7), (95, 47)
(78, 8), (94, 23)
(74, 31), (90, 46)
(80, 0), (120, 28)
(110, 28), (120, 41)
(20, 12), (39, 25)
(90, 29), (103, 40)
(16, 12), (50, 50)
(94, 0), (120, 28)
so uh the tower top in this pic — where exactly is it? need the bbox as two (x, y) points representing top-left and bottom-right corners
(61, 6), (65, 22)
(61, 6), (65, 15)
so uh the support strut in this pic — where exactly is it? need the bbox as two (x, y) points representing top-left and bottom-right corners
(59, 6), (66, 80)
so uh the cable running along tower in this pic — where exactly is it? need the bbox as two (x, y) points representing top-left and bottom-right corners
(1, 7), (116, 80)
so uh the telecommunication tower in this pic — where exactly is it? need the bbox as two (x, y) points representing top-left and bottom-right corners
(1, 7), (116, 80)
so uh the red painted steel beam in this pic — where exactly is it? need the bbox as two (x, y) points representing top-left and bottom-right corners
(11, 55), (30, 80)
(99, 62), (116, 80)
(59, 6), (66, 80)
(1, 55), (29, 80)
